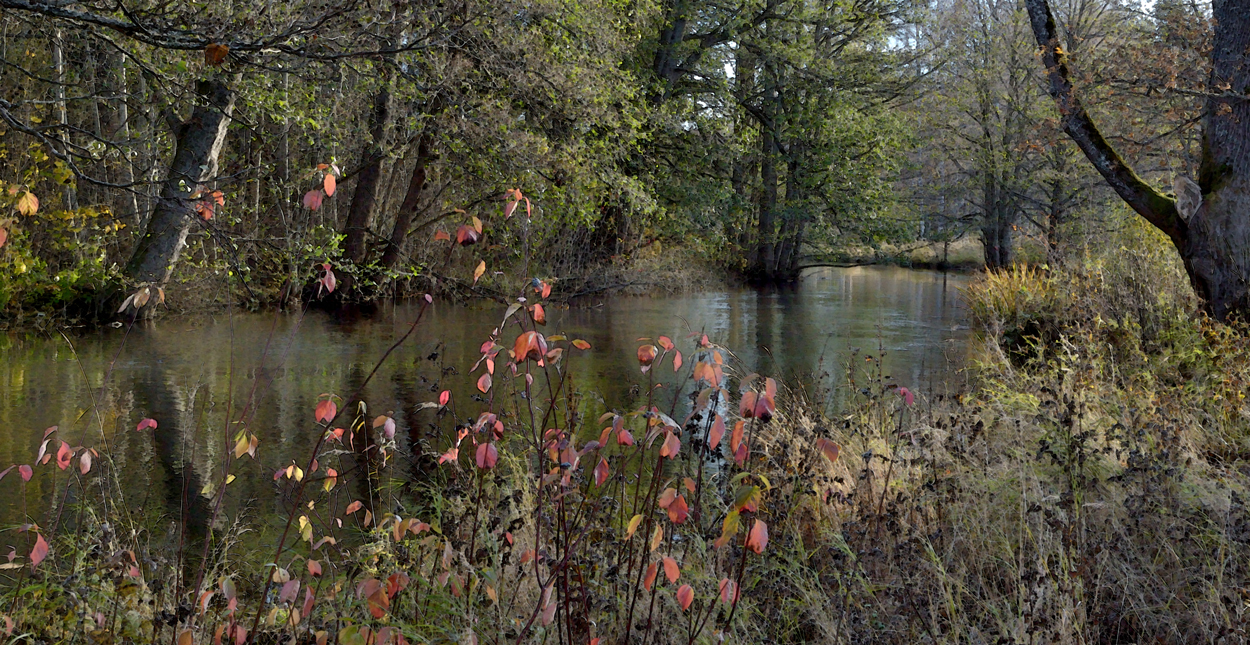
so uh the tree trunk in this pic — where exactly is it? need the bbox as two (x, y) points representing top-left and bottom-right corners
(342, 66), (394, 267)
(125, 78), (235, 285)
(754, 60), (780, 280)
(380, 130), (435, 271)
(1026, 0), (1250, 320)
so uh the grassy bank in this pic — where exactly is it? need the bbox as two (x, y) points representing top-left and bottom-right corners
(1, 220), (1247, 644)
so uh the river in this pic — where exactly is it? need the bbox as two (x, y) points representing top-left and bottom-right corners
(0, 266), (970, 540)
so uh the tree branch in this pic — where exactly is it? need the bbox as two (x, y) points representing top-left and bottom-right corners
(1023, 0), (1186, 249)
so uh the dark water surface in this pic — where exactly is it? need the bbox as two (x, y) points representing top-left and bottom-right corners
(0, 266), (970, 537)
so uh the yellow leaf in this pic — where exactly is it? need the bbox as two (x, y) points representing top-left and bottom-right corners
(626, 514), (643, 539)
(16, 191), (38, 215)
(473, 261), (486, 285)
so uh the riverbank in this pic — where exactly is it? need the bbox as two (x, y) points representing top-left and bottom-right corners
(1, 227), (1247, 642)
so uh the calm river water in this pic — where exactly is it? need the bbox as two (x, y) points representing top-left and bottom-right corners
(0, 266), (971, 536)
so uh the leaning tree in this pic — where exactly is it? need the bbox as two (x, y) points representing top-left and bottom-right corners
(1025, 0), (1250, 320)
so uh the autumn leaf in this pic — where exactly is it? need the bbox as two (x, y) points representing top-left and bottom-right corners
(477, 372), (492, 394)
(572, 339), (591, 350)
(29, 533), (47, 569)
(315, 399), (337, 424)
(718, 578), (739, 605)
(456, 225), (480, 246)
(709, 414), (726, 449)
(643, 562), (657, 591)
(56, 441), (71, 470)
(666, 495), (689, 524)
(676, 584), (694, 611)
(15, 191), (37, 216)
(745, 519), (769, 554)
(637, 344), (657, 369)
(302, 189), (324, 211)
(473, 260), (485, 285)
(662, 556), (679, 583)
(815, 437), (841, 463)
(204, 43), (229, 66)
(475, 442), (498, 469)
(323, 173), (336, 197)
(593, 457), (609, 486)
(18, 465), (31, 482)
(625, 514), (643, 539)
(0, 228), (7, 248)
(434, 229), (451, 242)
(439, 390), (450, 407)
(79, 451), (92, 475)
(308, 560), (322, 577)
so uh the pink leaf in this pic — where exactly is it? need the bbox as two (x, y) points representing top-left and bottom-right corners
(323, 173), (336, 197)
(898, 387), (914, 406)
(745, 519), (769, 554)
(438, 390), (450, 407)
(18, 465), (32, 482)
(79, 451), (92, 475)
(477, 372), (492, 394)
(29, 533), (48, 569)
(136, 418), (158, 432)
(56, 442), (71, 471)
(315, 400), (337, 424)
(475, 443), (498, 469)
(302, 189), (324, 210)
(308, 559), (322, 577)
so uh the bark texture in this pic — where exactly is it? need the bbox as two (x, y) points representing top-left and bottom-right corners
(342, 69), (394, 266)
(125, 78), (235, 285)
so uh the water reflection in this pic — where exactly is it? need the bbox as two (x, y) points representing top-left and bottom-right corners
(0, 266), (970, 539)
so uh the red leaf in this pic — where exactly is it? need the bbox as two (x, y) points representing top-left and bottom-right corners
(666, 495), (689, 524)
(434, 229), (451, 242)
(529, 304), (546, 325)
(136, 418), (158, 432)
(307, 559), (322, 577)
(676, 584), (694, 611)
(643, 562), (657, 591)
(718, 578), (740, 605)
(734, 442), (749, 467)
(593, 457), (609, 486)
(662, 556), (680, 583)
(18, 465), (32, 482)
(344, 500), (364, 515)
(572, 339), (591, 350)
(323, 173), (336, 197)
(0, 228), (7, 249)
(477, 372), (492, 394)
(673, 350), (682, 371)
(438, 390), (451, 407)
(708, 414), (725, 450)
(475, 443), (498, 469)
(898, 387), (915, 406)
(745, 519), (769, 554)
(29, 533), (48, 569)
(302, 189), (324, 211)
(315, 399), (337, 424)
(739, 392), (757, 418)
(815, 438), (841, 463)
(56, 442), (71, 471)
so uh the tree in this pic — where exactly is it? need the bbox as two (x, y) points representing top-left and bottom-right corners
(1025, 0), (1250, 320)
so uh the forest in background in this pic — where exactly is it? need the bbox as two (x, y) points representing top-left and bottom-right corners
(0, 0), (1214, 321)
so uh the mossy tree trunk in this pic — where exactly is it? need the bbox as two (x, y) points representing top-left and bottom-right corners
(1026, 0), (1250, 321)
